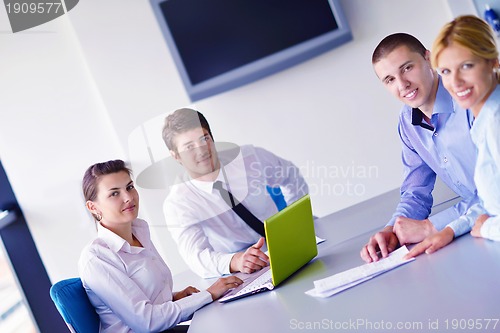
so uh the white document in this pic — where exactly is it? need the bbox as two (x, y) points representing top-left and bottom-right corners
(306, 246), (414, 298)
(305, 275), (377, 298)
(315, 236), (326, 244)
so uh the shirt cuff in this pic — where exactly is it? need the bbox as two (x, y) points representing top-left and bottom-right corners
(428, 207), (460, 231)
(386, 206), (457, 230)
(446, 203), (485, 237)
(175, 290), (213, 322)
(480, 216), (500, 241)
(445, 219), (470, 237)
(218, 252), (235, 276)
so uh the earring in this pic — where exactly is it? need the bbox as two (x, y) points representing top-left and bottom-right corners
(95, 213), (102, 221)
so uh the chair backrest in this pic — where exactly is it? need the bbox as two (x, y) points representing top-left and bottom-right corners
(266, 185), (287, 211)
(50, 277), (100, 333)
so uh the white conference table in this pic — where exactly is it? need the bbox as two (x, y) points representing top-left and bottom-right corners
(179, 189), (500, 333)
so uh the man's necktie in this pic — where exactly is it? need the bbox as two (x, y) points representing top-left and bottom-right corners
(213, 180), (266, 237)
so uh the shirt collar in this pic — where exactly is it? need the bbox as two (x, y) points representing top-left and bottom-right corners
(97, 219), (145, 254)
(190, 169), (224, 194)
(471, 85), (500, 141)
(411, 108), (434, 131)
(411, 77), (455, 130)
(433, 77), (455, 115)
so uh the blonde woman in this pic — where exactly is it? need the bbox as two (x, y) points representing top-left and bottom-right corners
(408, 15), (500, 257)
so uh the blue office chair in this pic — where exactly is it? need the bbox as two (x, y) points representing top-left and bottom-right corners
(266, 185), (287, 211)
(50, 277), (100, 333)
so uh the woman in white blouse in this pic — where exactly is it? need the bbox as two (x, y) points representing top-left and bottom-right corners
(79, 160), (242, 333)
(432, 15), (500, 241)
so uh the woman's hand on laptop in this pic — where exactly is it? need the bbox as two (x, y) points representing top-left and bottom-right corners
(207, 276), (244, 301)
(230, 237), (269, 274)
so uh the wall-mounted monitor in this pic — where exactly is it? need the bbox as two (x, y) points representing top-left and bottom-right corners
(150, 0), (352, 101)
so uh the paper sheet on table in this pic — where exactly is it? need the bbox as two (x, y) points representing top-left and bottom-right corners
(306, 246), (414, 298)
(315, 236), (326, 244)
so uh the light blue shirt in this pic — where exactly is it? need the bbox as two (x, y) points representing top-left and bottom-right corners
(79, 219), (212, 333)
(470, 85), (500, 241)
(388, 78), (480, 237)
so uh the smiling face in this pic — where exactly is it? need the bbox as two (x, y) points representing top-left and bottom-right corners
(374, 45), (438, 114)
(171, 127), (220, 181)
(86, 171), (139, 228)
(436, 43), (498, 117)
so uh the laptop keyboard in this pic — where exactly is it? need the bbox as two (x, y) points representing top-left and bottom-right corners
(234, 268), (273, 297)
(219, 268), (275, 302)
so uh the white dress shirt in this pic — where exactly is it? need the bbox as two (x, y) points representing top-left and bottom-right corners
(470, 85), (500, 241)
(79, 218), (212, 333)
(164, 145), (308, 278)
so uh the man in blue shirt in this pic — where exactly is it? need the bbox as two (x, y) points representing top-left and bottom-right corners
(360, 33), (480, 263)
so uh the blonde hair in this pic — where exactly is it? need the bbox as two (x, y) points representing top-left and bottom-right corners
(432, 15), (499, 82)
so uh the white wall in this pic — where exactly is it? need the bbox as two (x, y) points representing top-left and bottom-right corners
(0, 13), (125, 281)
(0, 0), (463, 280)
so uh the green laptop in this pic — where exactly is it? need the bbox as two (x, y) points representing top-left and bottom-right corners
(219, 194), (318, 303)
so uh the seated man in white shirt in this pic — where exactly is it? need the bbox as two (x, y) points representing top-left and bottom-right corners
(162, 108), (309, 278)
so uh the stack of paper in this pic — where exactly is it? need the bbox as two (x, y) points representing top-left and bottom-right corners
(306, 245), (415, 298)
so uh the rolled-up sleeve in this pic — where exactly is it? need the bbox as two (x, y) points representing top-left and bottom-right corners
(387, 124), (435, 227)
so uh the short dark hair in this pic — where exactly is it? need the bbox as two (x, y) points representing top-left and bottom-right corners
(372, 33), (427, 64)
(162, 108), (213, 151)
(82, 159), (131, 207)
